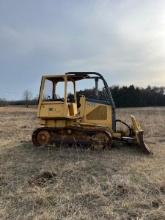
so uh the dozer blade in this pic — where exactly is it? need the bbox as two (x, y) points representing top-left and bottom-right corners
(131, 115), (152, 154)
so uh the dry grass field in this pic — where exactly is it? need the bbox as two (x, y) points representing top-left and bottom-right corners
(0, 106), (165, 220)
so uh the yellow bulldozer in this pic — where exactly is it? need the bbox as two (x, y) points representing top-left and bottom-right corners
(32, 72), (151, 154)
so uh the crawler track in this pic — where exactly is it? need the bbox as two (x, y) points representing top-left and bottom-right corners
(32, 126), (112, 150)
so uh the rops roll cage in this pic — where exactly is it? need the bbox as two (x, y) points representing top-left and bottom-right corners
(65, 72), (116, 130)
(65, 72), (115, 108)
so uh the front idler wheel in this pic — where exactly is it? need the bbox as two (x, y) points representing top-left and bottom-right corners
(36, 130), (51, 146)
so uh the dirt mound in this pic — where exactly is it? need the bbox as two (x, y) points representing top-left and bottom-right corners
(28, 171), (57, 187)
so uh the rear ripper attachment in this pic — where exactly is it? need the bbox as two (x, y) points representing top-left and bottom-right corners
(32, 72), (152, 154)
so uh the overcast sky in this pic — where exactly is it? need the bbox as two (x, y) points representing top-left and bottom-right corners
(0, 0), (165, 100)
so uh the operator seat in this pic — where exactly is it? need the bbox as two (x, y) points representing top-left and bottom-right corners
(68, 103), (78, 116)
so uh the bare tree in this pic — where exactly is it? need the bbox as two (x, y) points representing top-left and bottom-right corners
(23, 90), (32, 108)
(0, 98), (7, 107)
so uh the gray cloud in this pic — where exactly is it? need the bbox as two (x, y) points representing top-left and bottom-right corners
(0, 0), (165, 99)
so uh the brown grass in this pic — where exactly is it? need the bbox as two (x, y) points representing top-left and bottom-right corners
(0, 106), (165, 220)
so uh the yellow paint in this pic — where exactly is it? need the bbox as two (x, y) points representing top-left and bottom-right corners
(37, 74), (113, 132)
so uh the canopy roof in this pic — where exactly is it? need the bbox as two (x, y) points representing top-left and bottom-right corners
(43, 72), (102, 82)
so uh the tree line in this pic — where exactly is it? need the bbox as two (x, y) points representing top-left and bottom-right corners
(0, 86), (165, 107)
(77, 85), (165, 107)
(111, 85), (165, 107)
(0, 90), (37, 107)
